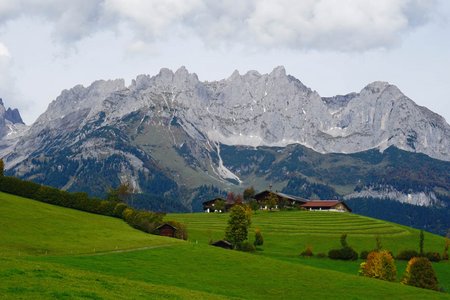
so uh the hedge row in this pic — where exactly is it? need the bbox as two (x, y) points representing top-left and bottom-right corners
(0, 176), (185, 239)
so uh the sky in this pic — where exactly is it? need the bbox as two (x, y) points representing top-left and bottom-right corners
(0, 0), (449, 124)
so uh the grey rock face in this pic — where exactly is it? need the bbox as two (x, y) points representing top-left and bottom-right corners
(108, 66), (448, 161)
(5, 108), (24, 124)
(344, 186), (444, 207)
(4, 66), (450, 186)
(0, 98), (29, 158)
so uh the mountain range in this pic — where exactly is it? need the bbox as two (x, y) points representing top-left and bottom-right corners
(1, 67), (449, 233)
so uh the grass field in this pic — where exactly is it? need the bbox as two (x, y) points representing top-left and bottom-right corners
(168, 210), (445, 256)
(167, 210), (450, 292)
(1, 192), (449, 299)
(0, 192), (182, 257)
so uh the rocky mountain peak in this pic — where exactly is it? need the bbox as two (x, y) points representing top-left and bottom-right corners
(157, 67), (174, 79)
(5, 66), (450, 164)
(361, 81), (391, 95)
(153, 66), (199, 88)
(5, 108), (24, 124)
(0, 98), (24, 125)
(270, 65), (287, 77)
(228, 69), (241, 81)
(0, 98), (29, 160)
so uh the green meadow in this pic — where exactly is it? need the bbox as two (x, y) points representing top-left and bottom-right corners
(1, 191), (449, 299)
(167, 210), (445, 257)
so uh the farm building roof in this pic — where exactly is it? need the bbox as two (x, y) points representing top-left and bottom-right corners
(254, 190), (307, 203)
(301, 200), (352, 212)
(301, 200), (341, 207)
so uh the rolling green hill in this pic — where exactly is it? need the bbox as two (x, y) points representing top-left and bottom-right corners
(167, 210), (445, 258)
(1, 192), (449, 299)
(0, 192), (182, 257)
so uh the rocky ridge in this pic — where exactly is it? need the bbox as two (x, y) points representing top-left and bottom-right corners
(9, 66), (450, 164)
(0, 98), (28, 159)
(1, 67), (449, 210)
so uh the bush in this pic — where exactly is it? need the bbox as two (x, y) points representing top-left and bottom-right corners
(341, 247), (358, 260)
(402, 257), (439, 291)
(328, 234), (358, 260)
(359, 250), (397, 281)
(443, 235), (449, 261)
(360, 250), (370, 260)
(396, 250), (419, 261)
(254, 228), (264, 246)
(424, 252), (441, 262)
(300, 246), (314, 257)
(0, 175), (190, 239)
(239, 241), (256, 252)
(113, 202), (129, 218)
(0, 176), (40, 199)
(328, 247), (358, 261)
(316, 252), (327, 258)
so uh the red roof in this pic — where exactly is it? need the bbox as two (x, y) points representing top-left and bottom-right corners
(301, 200), (341, 208)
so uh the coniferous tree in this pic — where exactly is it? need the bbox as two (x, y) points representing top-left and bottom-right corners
(254, 228), (264, 246)
(419, 230), (424, 255)
(375, 236), (382, 251)
(0, 159), (4, 177)
(443, 230), (450, 261)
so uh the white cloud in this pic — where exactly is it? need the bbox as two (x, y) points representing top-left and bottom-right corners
(0, 0), (106, 44)
(0, 42), (32, 122)
(246, 0), (437, 51)
(0, 42), (16, 107)
(0, 0), (439, 51)
(0, 42), (10, 57)
(104, 0), (202, 39)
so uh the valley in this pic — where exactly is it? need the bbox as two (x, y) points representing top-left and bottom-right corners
(1, 192), (449, 299)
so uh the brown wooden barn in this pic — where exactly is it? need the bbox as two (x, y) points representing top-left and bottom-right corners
(301, 200), (352, 212)
(254, 190), (308, 209)
(156, 223), (177, 237)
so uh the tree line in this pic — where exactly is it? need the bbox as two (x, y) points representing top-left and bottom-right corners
(0, 170), (187, 239)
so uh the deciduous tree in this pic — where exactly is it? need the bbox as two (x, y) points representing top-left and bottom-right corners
(243, 186), (255, 201)
(359, 250), (397, 281)
(265, 193), (277, 210)
(215, 199), (225, 212)
(225, 204), (252, 249)
(226, 192), (236, 205)
(402, 257), (439, 290)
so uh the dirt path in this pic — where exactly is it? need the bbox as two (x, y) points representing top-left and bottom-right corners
(76, 243), (178, 257)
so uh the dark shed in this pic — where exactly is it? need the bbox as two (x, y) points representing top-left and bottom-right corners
(156, 223), (177, 238)
(211, 240), (233, 249)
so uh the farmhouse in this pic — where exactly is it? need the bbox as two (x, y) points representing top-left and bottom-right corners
(155, 223), (177, 238)
(202, 197), (227, 213)
(254, 190), (307, 209)
(301, 200), (352, 212)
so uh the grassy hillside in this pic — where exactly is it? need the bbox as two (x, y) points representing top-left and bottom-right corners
(1, 192), (449, 299)
(168, 210), (450, 292)
(0, 192), (182, 257)
(168, 210), (445, 257)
